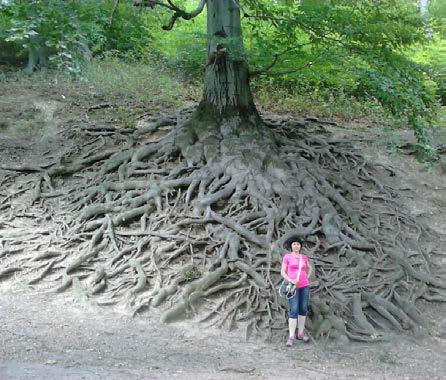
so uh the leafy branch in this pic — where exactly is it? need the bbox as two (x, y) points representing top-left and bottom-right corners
(134, 0), (206, 30)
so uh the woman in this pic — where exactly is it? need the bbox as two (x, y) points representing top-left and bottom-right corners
(281, 240), (313, 346)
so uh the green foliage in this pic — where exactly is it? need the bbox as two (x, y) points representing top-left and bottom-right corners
(0, 1), (25, 62)
(102, 2), (155, 57)
(240, 0), (441, 155)
(0, 2), (11, 39)
(430, 0), (446, 37)
(2, 0), (100, 74)
(149, 8), (207, 80)
(422, 0), (446, 107)
(0, 0), (152, 73)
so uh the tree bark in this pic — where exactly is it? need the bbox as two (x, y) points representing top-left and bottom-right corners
(192, 0), (261, 135)
(419, 0), (429, 17)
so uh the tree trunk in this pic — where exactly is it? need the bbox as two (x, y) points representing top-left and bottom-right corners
(24, 36), (48, 75)
(419, 0), (429, 17)
(190, 0), (261, 136)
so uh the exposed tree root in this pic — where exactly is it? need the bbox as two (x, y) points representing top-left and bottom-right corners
(0, 111), (445, 342)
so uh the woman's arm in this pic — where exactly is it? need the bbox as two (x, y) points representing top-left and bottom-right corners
(281, 261), (291, 282)
(307, 259), (314, 279)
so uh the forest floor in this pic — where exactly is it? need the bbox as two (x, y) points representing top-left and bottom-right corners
(0, 72), (445, 379)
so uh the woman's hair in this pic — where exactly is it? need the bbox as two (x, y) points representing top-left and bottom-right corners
(288, 240), (301, 250)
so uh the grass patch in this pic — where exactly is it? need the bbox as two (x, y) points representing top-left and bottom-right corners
(78, 57), (200, 108)
(2, 56), (440, 136)
(15, 107), (46, 132)
(1, 57), (201, 109)
(184, 267), (202, 281)
(255, 84), (389, 124)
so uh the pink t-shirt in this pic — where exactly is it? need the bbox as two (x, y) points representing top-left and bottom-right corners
(282, 253), (310, 288)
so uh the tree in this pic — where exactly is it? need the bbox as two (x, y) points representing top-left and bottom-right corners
(135, 0), (261, 134)
(2, 0), (85, 74)
(1, 0), (444, 342)
(420, 0), (429, 16)
(141, 0), (439, 157)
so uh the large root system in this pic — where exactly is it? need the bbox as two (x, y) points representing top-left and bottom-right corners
(1, 110), (444, 343)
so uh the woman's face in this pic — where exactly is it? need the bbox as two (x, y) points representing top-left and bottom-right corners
(291, 242), (301, 252)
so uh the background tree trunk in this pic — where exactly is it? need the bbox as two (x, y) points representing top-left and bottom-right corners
(419, 0), (429, 17)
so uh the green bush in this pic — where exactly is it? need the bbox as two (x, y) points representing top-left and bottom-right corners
(0, 0), (153, 73)
(149, 9), (207, 80)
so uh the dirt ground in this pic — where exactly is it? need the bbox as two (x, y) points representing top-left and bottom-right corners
(0, 284), (445, 380)
(0, 76), (445, 380)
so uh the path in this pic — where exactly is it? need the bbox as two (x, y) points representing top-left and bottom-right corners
(0, 287), (445, 380)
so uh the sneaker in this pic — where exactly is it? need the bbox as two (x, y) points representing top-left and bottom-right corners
(297, 333), (310, 343)
(286, 337), (295, 347)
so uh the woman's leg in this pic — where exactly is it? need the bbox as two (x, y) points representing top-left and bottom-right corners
(297, 287), (310, 340)
(287, 291), (299, 345)
(297, 315), (306, 335)
(289, 318), (297, 338)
